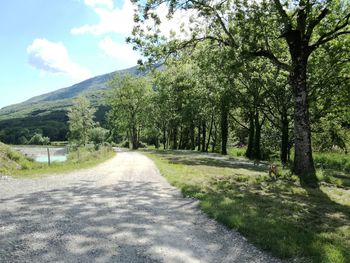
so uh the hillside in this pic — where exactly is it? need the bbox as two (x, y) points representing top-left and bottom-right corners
(0, 66), (142, 144)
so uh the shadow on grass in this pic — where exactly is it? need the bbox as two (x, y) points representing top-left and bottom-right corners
(148, 150), (268, 173)
(183, 177), (350, 263)
(148, 150), (350, 263)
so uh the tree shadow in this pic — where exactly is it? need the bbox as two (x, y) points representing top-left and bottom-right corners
(0, 180), (279, 263)
(196, 176), (350, 262)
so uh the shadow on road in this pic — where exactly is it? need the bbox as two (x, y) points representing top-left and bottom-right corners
(0, 180), (272, 263)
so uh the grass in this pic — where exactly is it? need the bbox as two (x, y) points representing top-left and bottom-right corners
(145, 149), (350, 263)
(0, 142), (115, 177)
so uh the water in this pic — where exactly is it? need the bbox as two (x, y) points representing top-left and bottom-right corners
(35, 155), (67, 163)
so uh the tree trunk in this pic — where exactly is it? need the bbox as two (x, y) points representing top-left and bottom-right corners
(190, 123), (195, 150)
(220, 101), (229, 155)
(163, 127), (167, 150)
(280, 106), (289, 165)
(201, 120), (206, 152)
(245, 113), (255, 159)
(252, 112), (261, 160)
(206, 112), (214, 152)
(197, 123), (201, 151)
(289, 51), (317, 186)
(131, 125), (138, 150)
(172, 126), (178, 150)
(212, 120), (217, 153)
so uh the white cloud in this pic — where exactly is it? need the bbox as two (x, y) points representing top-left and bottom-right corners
(71, 0), (134, 35)
(98, 36), (139, 66)
(72, 0), (198, 38)
(27, 38), (92, 81)
(84, 0), (114, 9)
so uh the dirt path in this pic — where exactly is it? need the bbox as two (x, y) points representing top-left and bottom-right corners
(0, 149), (281, 263)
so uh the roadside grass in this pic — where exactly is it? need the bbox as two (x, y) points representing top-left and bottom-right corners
(228, 147), (350, 188)
(145, 150), (350, 263)
(0, 142), (115, 177)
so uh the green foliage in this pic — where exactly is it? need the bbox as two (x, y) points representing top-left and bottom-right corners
(89, 127), (109, 149)
(107, 73), (153, 149)
(67, 96), (96, 147)
(28, 133), (50, 145)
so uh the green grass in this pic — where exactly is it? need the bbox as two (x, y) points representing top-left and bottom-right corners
(145, 150), (350, 263)
(0, 142), (115, 177)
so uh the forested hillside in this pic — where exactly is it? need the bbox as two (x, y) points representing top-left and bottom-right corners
(0, 66), (140, 144)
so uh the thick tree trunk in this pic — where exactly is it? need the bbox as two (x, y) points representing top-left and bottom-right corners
(245, 114), (255, 159)
(252, 113), (261, 160)
(131, 125), (138, 150)
(220, 101), (229, 155)
(280, 106), (289, 165)
(290, 52), (317, 186)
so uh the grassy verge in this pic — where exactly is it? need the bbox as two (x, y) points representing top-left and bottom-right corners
(145, 150), (350, 263)
(0, 143), (115, 177)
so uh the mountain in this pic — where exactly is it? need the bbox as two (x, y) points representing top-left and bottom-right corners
(0, 65), (142, 144)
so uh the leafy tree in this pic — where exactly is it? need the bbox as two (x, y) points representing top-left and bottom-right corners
(107, 74), (153, 150)
(29, 133), (50, 145)
(67, 96), (96, 146)
(89, 127), (109, 149)
(130, 0), (350, 187)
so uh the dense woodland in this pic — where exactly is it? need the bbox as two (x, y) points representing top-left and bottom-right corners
(107, 0), (350, 187)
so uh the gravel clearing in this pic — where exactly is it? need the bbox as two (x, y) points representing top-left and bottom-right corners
(0, 149), (281, 263)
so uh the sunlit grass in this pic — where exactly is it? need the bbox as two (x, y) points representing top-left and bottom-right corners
(0, 142), (115, 177)
(146, 150), (350, 263)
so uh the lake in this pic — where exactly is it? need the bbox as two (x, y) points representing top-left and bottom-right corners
(35, 155), (67, 163)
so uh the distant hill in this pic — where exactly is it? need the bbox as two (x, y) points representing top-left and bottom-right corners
(0, 65), (142, 144)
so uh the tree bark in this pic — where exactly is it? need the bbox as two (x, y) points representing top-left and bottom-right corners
(220, 101), (229, 155)
(190, 123), (195, 150)
(252, 112), (261, 160)
(197, 123), (201, 151)
(289, 47), (317, 186)
(206, 112), (214, 152)
(280, 106), (289, 165)
(201, 120), (206, 152)
(172, 126), (178, 150)
(245, 113), (255, 159)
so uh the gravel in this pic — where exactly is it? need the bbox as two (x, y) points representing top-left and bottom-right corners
(0, 149), (282, 263)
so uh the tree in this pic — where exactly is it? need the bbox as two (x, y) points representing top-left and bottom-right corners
(107, 74), (152, 150)
(130, 0), (350, 187)
(29, 133), (50, 145)
(89, 127), (109, 149)
(67, 96), (96, 147)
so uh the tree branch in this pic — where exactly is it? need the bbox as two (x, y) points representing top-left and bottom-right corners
(311, 12), (350, 49)
(306, 7), (329, 37)
(273, 0), (292, 30)
(250, 49), (291, 71)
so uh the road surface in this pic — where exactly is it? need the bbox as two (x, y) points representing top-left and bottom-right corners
(0, 149), (281, 263)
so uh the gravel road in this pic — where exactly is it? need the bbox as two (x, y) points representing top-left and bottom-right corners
(0, 149), (281, 263)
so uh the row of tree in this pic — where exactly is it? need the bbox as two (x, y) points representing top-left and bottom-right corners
(107, 0), (349, 187)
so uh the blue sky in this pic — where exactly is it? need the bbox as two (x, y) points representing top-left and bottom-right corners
(0, 0), (141, 108)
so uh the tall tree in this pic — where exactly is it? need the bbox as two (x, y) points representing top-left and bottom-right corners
(67, 96), (96, 146)
(130, 0), (350, 187)
(108, 74), (152, 150)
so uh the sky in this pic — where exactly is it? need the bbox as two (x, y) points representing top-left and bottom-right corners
(0, 0), (145, 109)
